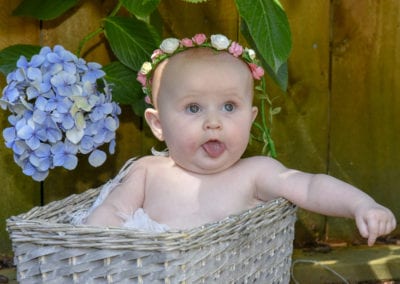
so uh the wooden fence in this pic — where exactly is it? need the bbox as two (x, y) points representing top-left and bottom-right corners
(0, 0), (399, 253)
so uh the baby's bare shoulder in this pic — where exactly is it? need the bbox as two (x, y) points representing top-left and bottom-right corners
(237, 156), (283, 170)
(127, 155), (171, 173)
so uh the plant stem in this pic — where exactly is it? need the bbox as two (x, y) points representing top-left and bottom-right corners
(75, 1), (123, 57)
(259, 77), (277, 158)
(76, 27), (103, 57)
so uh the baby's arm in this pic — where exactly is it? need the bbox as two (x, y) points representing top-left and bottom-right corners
(253, 157), (397, 246)
(85, 163), (146, 227)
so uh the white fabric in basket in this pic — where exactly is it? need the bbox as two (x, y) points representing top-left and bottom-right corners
(70, 157), (170, 233)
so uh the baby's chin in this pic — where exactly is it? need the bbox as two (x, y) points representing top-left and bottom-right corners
(173, 158), (238, 175)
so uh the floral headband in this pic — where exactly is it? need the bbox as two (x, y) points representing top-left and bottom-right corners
(136, 33), (265, 105)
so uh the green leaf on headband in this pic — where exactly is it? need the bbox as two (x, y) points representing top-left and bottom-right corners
(12, 0), (79, 20)
(103, 61), (146, 116)
(104, 16), (160, 71)
(0, 44), (42, 76)
(120, 0), (160, 17)
(235, 0), (291, 74)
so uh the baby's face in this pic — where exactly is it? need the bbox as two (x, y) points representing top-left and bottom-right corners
(150, 50), (258, 174)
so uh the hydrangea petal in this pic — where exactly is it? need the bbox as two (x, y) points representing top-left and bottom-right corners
(17, 124), (33, 140)
(3, 127), (16, 142)
(26, 136), (41, 150)
(109, 139), (116, 154)
(32, 170), (49, 182)
(63, 155), (78, 170)
(66, 127), (84, 144)
(88, 149), (106, 167)
(27, 67), (42, 81)
(23, 162), (36, 176)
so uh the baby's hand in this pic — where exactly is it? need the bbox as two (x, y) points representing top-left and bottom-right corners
(354, 202), (397, 246)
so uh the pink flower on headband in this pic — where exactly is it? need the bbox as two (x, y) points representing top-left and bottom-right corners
(192, 33), (207, 45)
(151, 49), (164, 61)
(137, 72), (147, 87)
(228, 42), (243, 57)
(144, 95), (152, 105)
(181, 38), (194, 47)
(248, 63), (265, 80)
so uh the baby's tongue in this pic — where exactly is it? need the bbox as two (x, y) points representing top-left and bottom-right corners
(202, 140), (225, 158)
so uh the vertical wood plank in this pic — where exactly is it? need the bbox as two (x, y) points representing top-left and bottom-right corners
(274, 0), (331, 246)
(328, 0), (400, 242)
(0, 0), (41, 253)
(158, 0), (239, 39)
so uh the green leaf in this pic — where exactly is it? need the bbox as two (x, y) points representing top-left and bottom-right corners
(0, 44), (42, 76)
(12, 0), (79, 20)
(271, 107), (281, 115)
(103, 61), (146, 116)
(264, 60), (288, 91)
(120, 0), (160, 18)
(235, 0), (291, 73)
(104, 16), (160, 71)
(241, 20), (288, 91)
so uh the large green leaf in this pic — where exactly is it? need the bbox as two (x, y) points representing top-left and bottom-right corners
(104, 16), (160, 71)
(241, 20), (288, 91)
(103, 61), (146, 116)
(120, 0), (160, 18)
(235, 0), (291, 73)
(12, 0), (79, 20)
(0, 44), (42, 76)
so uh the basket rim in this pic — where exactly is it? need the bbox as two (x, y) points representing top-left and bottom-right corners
(8, 196), (295, 232)
(7, 194), (297, 251)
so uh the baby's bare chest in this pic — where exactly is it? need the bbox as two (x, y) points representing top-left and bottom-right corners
(142, 170), (260, 228)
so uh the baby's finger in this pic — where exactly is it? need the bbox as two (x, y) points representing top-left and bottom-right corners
(385, 218), (396, 235)
(365, 218), (379, 246)
(368, 232), (378, 246)
(355, 215), (369, 238)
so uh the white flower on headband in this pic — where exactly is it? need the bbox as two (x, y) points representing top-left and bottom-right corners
(140, 62), (152, 75)
(210, 34), (231, 50)
(245, 48), (256, 60)
(160, 38), (180, 54)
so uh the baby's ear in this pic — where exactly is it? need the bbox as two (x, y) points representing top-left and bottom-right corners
(251, 106), (258, 122)
(144, 108), (164, 141)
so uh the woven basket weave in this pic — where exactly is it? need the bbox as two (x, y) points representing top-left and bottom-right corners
(7, 184), (297, 283)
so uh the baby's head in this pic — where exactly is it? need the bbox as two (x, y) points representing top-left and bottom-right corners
(137, 34), (264, 174)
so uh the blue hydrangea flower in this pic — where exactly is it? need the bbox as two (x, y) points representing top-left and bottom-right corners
(0, 45), (121, 181)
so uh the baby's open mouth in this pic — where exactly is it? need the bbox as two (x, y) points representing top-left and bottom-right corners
(202, 140), (226, 158)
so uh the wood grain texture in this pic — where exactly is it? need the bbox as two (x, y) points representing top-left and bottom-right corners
(0, 0), (41, 254)
(327, 0), (400, 242)
(272, 0), (331, 246)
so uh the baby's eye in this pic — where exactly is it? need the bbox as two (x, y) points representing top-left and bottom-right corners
(223, 103), (235, 112)
(186, 103), (201, 113)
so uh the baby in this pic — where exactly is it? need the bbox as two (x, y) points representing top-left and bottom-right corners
(86, 34), (396, 246)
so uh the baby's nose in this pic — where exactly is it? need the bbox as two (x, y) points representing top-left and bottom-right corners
(204, 113), (222, 130)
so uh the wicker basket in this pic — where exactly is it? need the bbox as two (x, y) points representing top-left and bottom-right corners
(7, 184), (297, 283)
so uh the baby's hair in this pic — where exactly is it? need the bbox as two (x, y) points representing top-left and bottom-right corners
(137, 34), (265, 105)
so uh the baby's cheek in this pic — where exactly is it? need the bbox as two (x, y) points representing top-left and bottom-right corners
(169, 134), (197, 154)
